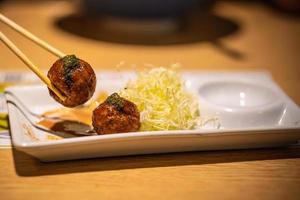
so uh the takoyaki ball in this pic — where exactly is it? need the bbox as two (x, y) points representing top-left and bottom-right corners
(47, 55), (96, 107)
(92, 93), (140, 134)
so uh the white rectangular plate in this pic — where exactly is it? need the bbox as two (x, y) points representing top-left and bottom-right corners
(5, 71), (300, 162)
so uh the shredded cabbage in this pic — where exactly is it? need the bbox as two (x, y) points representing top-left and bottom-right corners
(119, 67), (200, 131)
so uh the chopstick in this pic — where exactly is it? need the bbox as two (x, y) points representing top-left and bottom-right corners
(0, 31), (66, 101)
(0, 13), (65, 58)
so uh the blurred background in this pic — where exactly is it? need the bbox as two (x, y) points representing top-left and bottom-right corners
(0, 0), (299, 102)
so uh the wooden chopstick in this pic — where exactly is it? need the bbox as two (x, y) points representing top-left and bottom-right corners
(0, 31), (66, 101)
(0, 13), (65, 58)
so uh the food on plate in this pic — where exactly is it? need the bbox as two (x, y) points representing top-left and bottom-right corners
(40, 66), (201, 137)
(92, 93), (140, 134)
(47, 55), (96, 107)
(119, 67), (200, 131)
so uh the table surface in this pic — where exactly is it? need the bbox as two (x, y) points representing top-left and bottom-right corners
(0, 1), (300, 200)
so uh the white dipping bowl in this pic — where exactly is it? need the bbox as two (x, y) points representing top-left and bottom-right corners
(198, 81), (285, 128)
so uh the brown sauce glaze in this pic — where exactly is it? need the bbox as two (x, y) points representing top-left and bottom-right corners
(37, 91), (108, 137)
(38, 116), (96, 137)
(51, 120), (96, 136)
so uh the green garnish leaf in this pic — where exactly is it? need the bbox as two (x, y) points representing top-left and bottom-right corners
(62, 55), (79, 68)
(106, 93), (124, 111)
(62, 55), (79, 87)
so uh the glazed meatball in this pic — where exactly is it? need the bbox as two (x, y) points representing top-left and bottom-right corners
(47, 55), (96, 107)
(92, 93), (140, 134)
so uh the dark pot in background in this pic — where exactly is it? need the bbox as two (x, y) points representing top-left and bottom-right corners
(83, 0), (215, 18)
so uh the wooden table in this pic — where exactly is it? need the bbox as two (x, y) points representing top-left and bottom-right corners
(0, 1), (300, 199)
